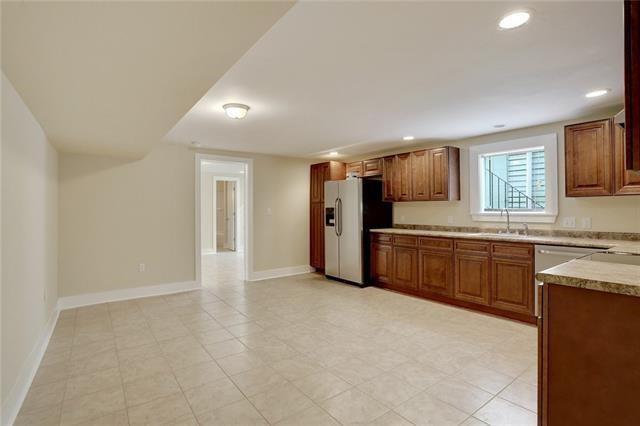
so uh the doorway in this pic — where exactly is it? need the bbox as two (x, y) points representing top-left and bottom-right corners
(196, 154), (252, 287)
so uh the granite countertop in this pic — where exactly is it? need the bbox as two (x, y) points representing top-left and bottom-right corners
(371, 227), (640, 297)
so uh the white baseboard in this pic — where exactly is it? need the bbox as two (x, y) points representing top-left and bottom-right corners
(248, 265), (314, 281)
(2, 308), (59, 426)
(57, 280), (200, 310)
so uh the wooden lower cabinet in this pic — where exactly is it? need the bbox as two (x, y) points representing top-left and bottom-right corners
(418, 249), (453, 296)
(454, 253), (490, 305)
(370, 243), (393, 285)
(392, 246), (418, 291)
(491, 257), (533, 315)
(370, 233), (535, 323)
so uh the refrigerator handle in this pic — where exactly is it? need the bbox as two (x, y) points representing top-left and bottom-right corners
(337, 198), (343, 237)
(334, 198), (340, 236)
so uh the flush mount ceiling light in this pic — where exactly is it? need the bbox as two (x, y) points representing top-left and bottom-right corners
(498, 10), (531, 30)
(223, 103), (250, 119)
(328, 151), (339, 157)
(585, 89), (610, 98)
(403, 136), (415, 141)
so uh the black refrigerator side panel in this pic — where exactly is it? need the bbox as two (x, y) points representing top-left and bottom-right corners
(362, 179), (393, 284)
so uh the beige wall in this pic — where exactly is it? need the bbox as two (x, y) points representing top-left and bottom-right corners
(58, 143), (311, 297)
(350, 110), (640, 233)
(1, 73), (58, 407)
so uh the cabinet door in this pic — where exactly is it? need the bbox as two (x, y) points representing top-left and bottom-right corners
(411, 150), (429, 201)
(393, 246), (418, 291)
(419, 249), (453, 296)
(310, 164), (327, 203)
(428, 148), (449, 200)
(310, 202), (325, 269)
(565, 120), (613, 196)
(371, 243), (393, 285)
(382, 156), (396, 201)
(491, 258), (533, 315)
(363, 158), (383, 176)
(614, 124), (640, 194)
(395, 153), (413, 201)
(454, 254), (490, 305)
(347, 161), (363, 177)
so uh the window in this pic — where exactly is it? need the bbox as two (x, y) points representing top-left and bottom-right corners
(470, 134), (558, 223)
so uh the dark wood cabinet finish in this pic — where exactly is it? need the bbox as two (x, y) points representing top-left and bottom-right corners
(346, 161), (363, 177)
(382, 156), (396, 201)
(392, 246), (418, 291)
(565, 119), (613, 196)
(419, 249), (453, 297)
(395, 153), (413, 201)
(454, 253), (490, 305)
(429, 147), (459, 201)
(625, 0), (640, 171)
(371, 243), (393, 285)
(491, 257), (533, 315)
(539, 283), (640, 425)
(614, 123), (640, 194)
(411, 150), (429, 201)
(362, 158), (383, 176)
(310, 162), (345, 270)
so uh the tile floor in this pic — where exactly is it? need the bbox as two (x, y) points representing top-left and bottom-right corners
(16, 254), (537, 425)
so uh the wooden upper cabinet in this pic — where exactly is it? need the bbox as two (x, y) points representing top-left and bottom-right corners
(614, 123), (640, 195)
(362, 158), (383, 176)
(346, 161), (363, 177)
(382, 156), (396, 201)
(395, 153), (413, 201)
(565, 119), (613, 197)
(411, 150), (429, 201)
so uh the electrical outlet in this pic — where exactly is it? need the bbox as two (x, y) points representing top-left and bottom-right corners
(581, 217), (592, 229)
(139, 263), (146, 273)
(400, 215), (406, 222)
(562, 217), (576, 228)
(447, 216), (454, 225)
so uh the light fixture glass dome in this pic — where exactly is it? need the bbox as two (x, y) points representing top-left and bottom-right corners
(499, 11), (531, 30)
(223, 103), (250, 119)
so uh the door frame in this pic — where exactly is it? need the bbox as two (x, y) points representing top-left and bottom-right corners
(195, 153), (253, 284)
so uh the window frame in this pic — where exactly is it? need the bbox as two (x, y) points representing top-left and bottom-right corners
(469, 133), (558, 223)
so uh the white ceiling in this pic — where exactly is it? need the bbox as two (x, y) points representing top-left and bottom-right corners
(166, 1), (624, 159)
(1, 1), (293, 159)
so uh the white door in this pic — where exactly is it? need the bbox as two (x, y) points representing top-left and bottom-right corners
(225, 181), (236, 251)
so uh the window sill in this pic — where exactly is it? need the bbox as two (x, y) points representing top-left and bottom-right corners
(472, 212), (557, 224)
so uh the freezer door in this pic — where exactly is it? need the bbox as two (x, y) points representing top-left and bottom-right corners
(337, 179), (363, 284)
(324, 181), (340, 277)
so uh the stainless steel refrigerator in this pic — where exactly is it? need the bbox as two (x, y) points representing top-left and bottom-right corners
(324, 178), (392, 286)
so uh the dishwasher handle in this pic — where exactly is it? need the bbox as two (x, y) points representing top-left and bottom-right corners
(536, 248), (596, 257)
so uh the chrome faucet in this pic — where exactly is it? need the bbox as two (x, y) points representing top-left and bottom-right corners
(522, 223), (529, 236)
(501, 208), (511, 234)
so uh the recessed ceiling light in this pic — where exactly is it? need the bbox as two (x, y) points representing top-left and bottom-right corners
(585, 89), (610, 98)
(223, 103), (250, 119)
(499, 11), (531, 30)
(493, 124), (506, 128)
(403, 136), (415, 141)
(328, 151), (339, 157)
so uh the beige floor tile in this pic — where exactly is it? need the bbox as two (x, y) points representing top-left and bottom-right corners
(184, 376), (246, 414)
(150, 323), (190, 342)
(427, 378), (494, 414)
(203, 338), (248, 359)
(291, 370), (353, 402)
(123, 372), (181, 406)
(249, 382), (314, 423)
(216, 350), (265, 375)
(369, 411), (414, 426)
(474, 397), (537, 426)
(171, 413), (200, 425)
(114, 331), (156, 351)
(394, 391), (468, 425)
(498, 379), (538, 412)
(477, 352), (532, 378)
(319, 388), (389, 424)
(74, 410), (129, 426)
(21, 379), (67, 413)
(173, 359), (227, 390)
(518, 364), (538, 386)
(15, 402), (62, 425)
(275, 404), (340, 425)
(357, 373), (421, 408)
(214, 312), (250, 327)
(231, 365), (288, 396)
(192, 327), (234, 345)
(226, 321), (264, 337)
(32, 361), (71, 387)
(127, 392), (193, 425)
(456, 363), (515, 395)
(119, 355), (172, 383)
(68, 349), (119, 377)
(357, 350), (411, 372)
(196, 398), (267, 426)
(330, 357), (384, 385)
(391, 361), (448, 390)
(60, 385), (126, 425)
(116, 342), (163, 364)
(461, 416), (489, 425)
(165, 346), (213, 370)
(271, 355), (323, 380)
(65, 367), (122, 400)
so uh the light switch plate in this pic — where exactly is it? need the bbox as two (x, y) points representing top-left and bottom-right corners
(562, 217), (576, 228)
(581, 217), (592, 229)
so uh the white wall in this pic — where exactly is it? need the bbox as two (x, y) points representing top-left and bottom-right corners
(1, 73), (59, 421)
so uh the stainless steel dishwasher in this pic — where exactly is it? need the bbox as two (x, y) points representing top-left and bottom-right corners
(534, 244), (603, 315)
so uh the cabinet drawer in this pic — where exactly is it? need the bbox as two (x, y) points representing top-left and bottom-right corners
(362, 158), (383, 176)
(393, 235), (418, 247)
(455, 240), (490, 255)
(419, 237), (453, 251)
(492, 243), (533, 259)
(372, 233), (393, 244)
